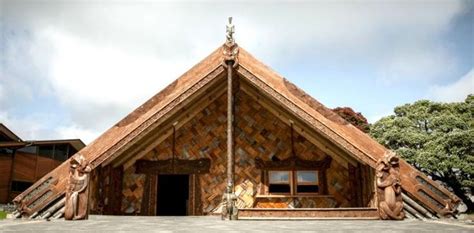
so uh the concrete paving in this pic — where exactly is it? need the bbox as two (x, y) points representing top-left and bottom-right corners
(0, 215), (473, 232)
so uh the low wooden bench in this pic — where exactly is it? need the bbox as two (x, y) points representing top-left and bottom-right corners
(238, 207), (380, 220)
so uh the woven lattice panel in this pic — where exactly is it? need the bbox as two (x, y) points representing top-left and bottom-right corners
(121, 166), (146, 214)
(129, 90), (352, 214)
(234, 179), (256, 208)
(327, 160), (352, 207)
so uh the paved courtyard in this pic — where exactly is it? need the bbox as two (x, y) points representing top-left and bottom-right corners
(0, 215), (473, 232)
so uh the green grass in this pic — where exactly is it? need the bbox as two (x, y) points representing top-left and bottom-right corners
(0, 211), (6, 220)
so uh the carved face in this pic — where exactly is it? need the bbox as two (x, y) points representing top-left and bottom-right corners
(70, 155), (85, 168)
(388, 153), (399, 166)
(383, 151), (399, 167)
(70, 159), (80, 169)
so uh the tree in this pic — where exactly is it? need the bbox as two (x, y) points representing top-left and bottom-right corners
(370, 95), (474, 211)
(333, 107), (370, 133)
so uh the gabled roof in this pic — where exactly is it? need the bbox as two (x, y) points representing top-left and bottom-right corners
(14, 43), (460, 218)
(68, 45), (382, 169)
(21, 139), (86, 151)
(0, 123), (22, 142)
(0, 123), (84, 150)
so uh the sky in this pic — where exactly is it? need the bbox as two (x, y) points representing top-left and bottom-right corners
(0, 0), (473, 144)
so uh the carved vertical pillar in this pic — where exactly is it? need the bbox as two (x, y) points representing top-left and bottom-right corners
(141, 175), (151, 216)
(221, 17), (239, 220)
(104, 166), (123, 215)
(141, 174), (157, 216)
(226, 60), (234, 189)
(376, 151), (404, 220)
(96, 166), (105, 214)
(194, 174), (203, 216)
(88, 167), (100, 214)
(348, 164), (358, 207)
(188, 174), (203, 216)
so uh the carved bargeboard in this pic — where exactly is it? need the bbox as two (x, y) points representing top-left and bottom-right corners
(64, 154), (91, 220)
(376, 151), (404, 220)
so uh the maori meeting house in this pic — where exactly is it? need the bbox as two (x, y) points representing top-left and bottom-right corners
(12, 22), (461, 221)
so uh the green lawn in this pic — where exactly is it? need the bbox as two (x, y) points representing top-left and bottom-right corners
(0, 211), (6, 220)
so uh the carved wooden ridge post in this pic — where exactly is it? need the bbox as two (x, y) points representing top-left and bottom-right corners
(64, 154), (92, 220)
(376, 151), (404, 220)
(221, 17), (239, 221)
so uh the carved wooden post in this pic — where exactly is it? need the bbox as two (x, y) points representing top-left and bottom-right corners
(376, 151), (404, 220)
(226, 51), (234, 190)
(141, 174), (157, 215)
(221, 17), (239, 220)
(64, 154), (91, 220)
(109, 166), (124, 215)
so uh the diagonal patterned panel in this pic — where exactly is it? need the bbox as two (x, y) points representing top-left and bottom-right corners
(121, 167), (146, 214)
(120, 90), (352, 214)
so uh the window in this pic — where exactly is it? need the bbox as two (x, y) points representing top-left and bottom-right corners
(0, 148), (13, 156)
(296, 171), (319, 193)
(54, 144), (68, 161)
(11, 180), (33, 192)
(68, 146), (78, 157)
(268, 171), (291, 193)
(38, 145), (54, 158)
(267, 170), (320, 195)
(17, 146), (37, 155)
(256, 156), (331, 196)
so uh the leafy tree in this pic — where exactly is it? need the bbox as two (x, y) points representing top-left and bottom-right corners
(333, 107), (370, 133)
(370, 95), (474, 211)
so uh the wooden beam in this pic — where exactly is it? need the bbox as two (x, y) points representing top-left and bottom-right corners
(135, 159), (211, 175)
(118, 86), (227, 170)
(239, 82), (357, 168)
(255, 156), (332, 170)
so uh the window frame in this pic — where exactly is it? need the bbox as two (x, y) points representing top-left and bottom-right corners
(268, 170), (292, 194)
(256, 156), (332, 197)
(266, 170), (320, 196)
(295, 170), (319, 194)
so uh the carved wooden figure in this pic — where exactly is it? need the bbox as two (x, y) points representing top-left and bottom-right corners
(64, 154), (92, 220)
(376, 151), (404, 220)
(221, 183), (239, 220)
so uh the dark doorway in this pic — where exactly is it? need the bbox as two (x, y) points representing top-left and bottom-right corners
(157, 175), (189, 216)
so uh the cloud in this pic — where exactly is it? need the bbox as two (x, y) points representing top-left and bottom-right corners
(55, 124), (100, 144)
(45, 29), (195, 129)
(429, 68), (474, 102)
(367, 111), (394, 124)
(0, 0), (470, 143)
(0, 111), (52, 140)
(376, 45), (458, 85)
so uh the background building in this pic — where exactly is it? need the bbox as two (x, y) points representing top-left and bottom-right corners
(0, 123), (85, 204)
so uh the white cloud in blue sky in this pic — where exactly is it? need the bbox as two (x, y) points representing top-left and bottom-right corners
(0, 0), (473, 143)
